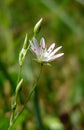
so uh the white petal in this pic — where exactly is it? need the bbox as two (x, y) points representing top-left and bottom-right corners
(40, 37), (45, 49)
(48, 46), (62, 58)
(47, 43), (55, 53)
(33, 37), (39, 49)
(39, 37), (46, 57)
(44, 43), (55, 58)
(32, 37), (40, 57)
(47, 53), (64, 62)
(29, 40), (37, 54)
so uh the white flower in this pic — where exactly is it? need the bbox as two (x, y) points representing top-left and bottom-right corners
(29, 37), (64, 63)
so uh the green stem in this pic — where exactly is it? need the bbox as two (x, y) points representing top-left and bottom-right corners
(34, 87), (43, 129)
(17, 66), (22, 83)
(34, 63), (43, 129)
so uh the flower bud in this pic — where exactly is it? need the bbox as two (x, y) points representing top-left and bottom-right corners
(34, 18), (43, 36)
(19, 48), (25, 66)
(19, 34), (29, 66)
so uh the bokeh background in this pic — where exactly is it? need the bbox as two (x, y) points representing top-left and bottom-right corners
(0, 0), (84, 130)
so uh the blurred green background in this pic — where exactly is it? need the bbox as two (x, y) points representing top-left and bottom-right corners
(0, 0), (84, 130)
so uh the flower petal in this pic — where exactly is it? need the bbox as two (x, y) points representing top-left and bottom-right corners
(48, 46), (62, 58)
(40, 37), (45, 49)
(46, 53), (64, 62)
(47, 43), (55, 53)
(29, 40), (37, 53)
(44, 43), (55, 57)
(39, 37), (46, 58)
(33, 37), (39, 49)
(30, 37), (40, 57)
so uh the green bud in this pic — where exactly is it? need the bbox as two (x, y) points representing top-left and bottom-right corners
(12, 78), (23, 109)
(19, 48), (26, 66)
(23, 34), (28, 49)
(19, 34), (30, 66)
(34, 18), (43, 36)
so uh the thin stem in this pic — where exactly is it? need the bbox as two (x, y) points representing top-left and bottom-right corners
(17, 66), (22, 84)
(34, 63), (43, 129)
(34, 87), (43, 129)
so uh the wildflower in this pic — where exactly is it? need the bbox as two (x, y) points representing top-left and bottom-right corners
(29, 37), (64, 63)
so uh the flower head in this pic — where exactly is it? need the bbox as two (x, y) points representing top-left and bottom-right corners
(29, 37), (64, 63)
